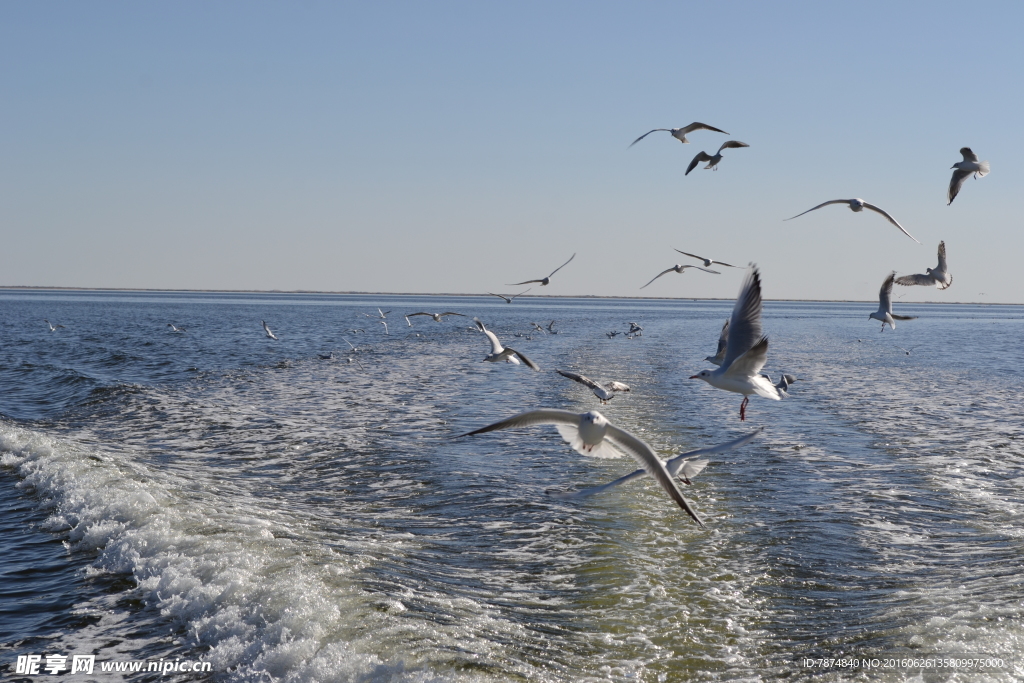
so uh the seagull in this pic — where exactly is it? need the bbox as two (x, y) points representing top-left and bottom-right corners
(44, 320), (65, 332)
(895, 345), (915, 356)
(406, 312), (466, 322)
(547, 320), (559, 334)
(556, 369), (631, 404)
(530, 322), (546, 333)
(690, 266), (783, 421)
(488, 288), (532, 303)
(380, 320), (389, 335)
(460, 410), (705, 525)
(507, 253), (575, 287)
(641, 264), (720, 289)
(766, 373), (800, 396)
(341, 337), (358, 352)
(673, 250), (741, 269)
(895, 241), (952, 290)
(785, 198), (920, 243)
(549, 428), (761, 500)
(627, 322), (643, 336)
(474, 318), (540, 370)
(364, 308), (391, 319)
(167, 323), (186, 333)
(948, 147), (990, 205)
(705, 319), (730, 365)
(685, 140), (750, 175)
(630, 122), (729, 147)
(318, 351), (334, 360)
(262, 321), (277, 340)
(606, 331), (621, 338)
(869, 271), (918, 331)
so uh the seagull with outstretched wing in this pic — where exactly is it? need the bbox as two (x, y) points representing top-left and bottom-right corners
(869, 272), (918, 331)
(641, 264), (720, 289)
(474, 318), (540, 370)
(948, 147), (990, 205)
(896, 241), (952, 290)
(556, 369), (630, 404)
(507, 253), (576, 287)
(685, 140), (749, 175)
(785, 198), (920, 243)
(630, 122), (729, 147)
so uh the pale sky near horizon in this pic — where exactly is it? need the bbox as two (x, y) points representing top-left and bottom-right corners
(2, 2), (1022, 302)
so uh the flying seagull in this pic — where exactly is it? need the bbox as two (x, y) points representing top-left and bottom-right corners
(262, 321), (277, 340)
(705, 319), (730, 365)
(460, 410), (705, 525)
(674, 250), (741, 269)
(556, 369), (631, 404)
(896, 241), (952, 290)
(641, 264), (720, 289)
(474, 318), (540, 370)
(785, 198), (919, 243)
(549, 428), (761, 500)
(364, 308), (391, 319)
(869, 271), (918, 331)
(44, 320), (65, 332)
(508, 253), (576, 287)
(690, 266), (784, 421)
(167, 323), (186, 333)
(406, 312), (466, 322)
(948, 147), (990, 205)
(627, 322), (643, 336)
(547, 320), (559, 334)
(685, 140), (750, 175)
(630, 122), (729, 147)
(488, 288), (532, 303)
(380, 320), (389, 335)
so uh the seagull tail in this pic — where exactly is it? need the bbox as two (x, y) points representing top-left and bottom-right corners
(976, 161), (991, 178)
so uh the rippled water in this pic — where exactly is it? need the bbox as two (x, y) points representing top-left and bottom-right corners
(2, 289), (1023, 682)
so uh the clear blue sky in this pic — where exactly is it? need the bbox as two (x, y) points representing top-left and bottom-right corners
(2, 2), (1021, 302)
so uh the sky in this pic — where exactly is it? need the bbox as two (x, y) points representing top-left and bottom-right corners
(2, 2), (1022, 302)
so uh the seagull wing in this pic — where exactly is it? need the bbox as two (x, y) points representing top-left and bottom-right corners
(707, 319), (730, 365)
(664, 429), (762, 477)
(784, 199), (850, 221)
(640, 267), (676, 289)
(604, 425), (704, 526)
(679, 122), (729, 136)
(487, 293), (513, 302)
(686, 151), (713, 175)
(861, 202), (920, 243)
(506, 348), (540, 371)
(605, 381), (630, 392)
(474, 318), (504, 354)
(547, 253), (576, 279)
(879, 271), (895, 314)
(507, 279), (545, 286)
(459, 409), (581, 437)
(439, 312), (466, 317)
(721, 267), (763, 370)
(960, 147), (979, 163)
(673, 249), (705, 262)
(936, 241), (947, 272)
(947, 168), (972, 205)
(629, 129), (671, 147)
(894, 273), (935, 287)
(716, 140), (750, 153)
(723, 336), (770, 380)
(341, 337), (357, 351)
(509, 287), (532, 300)
(693, 266), (722, 274)
(407, 312), (432, 317)
(557, 369), (602, 392)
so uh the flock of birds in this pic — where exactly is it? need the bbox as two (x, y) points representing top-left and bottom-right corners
(38, 125), (987, 529)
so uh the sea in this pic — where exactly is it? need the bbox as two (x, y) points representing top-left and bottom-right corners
(1, 288), (1022, 683)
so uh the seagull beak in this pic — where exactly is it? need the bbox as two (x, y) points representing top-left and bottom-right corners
(689, 374), (699, 379)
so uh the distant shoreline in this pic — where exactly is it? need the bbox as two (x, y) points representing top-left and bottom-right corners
(0, 284), (1013, 306)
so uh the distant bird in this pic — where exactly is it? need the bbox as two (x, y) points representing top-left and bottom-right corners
(341, 337), (359, 352)
(785, 198), (920, 243)
(948, 147), (990, 205)
(627, 322), (643, 336)
(705, 319), (730, 365)
(690, 266), (783, 421)
(766, 373), (800, 396)
(895, 345), (915, 356)
(44, 320), (65, 332)
(896, 241), (952, 290)
(549, 428), (761, 500)
(547, 320), (559, 334)
(685, 140), (750, 175)
(630, 122), (729, 147)
(530, 322), (546, 333)
(556, 369), (631, 404)
(406, 312), (466, 322)
(460, 410), (705, 525)
(262, 321), (277, 340)
(364, 308), (391, 319)
(380, 321), (389, 335)
(474, 318), (540, 370)
(349, 328), (365, 334)
(869, 271), (918, 331)
(318, 351), (334, 360)
(673, 250), (741, 269)
(507, 253), (575, 287)
(606, 331), (621, 338)
(641, 264), (720, 289)
(488, 288), (532, 303)
(167, 323), (186, 333)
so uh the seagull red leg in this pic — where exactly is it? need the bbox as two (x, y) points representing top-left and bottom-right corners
(739, 396), (749, 421)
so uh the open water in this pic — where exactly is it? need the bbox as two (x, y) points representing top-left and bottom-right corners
(1, 288), (1023, 682)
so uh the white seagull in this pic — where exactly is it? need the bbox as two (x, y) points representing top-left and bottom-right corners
(460, 410), (705, 525)
(549, 428), (761, 500)
(627, 322), (643, 336)
(44, 320), (65, 332)
(262, 321), (277, 340)
(556, 369), (631, 404)
(869, 271), (918, 331)
(785, 198), (920, 243)
(690, 267), (783, 421)
(167, 323), (186, 333)
(674, 250), (741, 269)
(507, 253), (576, 287)
(705, 319), (730, 365)
(641, 264), (720, 289)
(380, 320), (389, 335)
(630, 122), (729, 147)
(364, 308), (391, 319)
(896, 241), (952, 290)
(474, 318), (540, 370)
(685, 140), (750, 175)
(406, 312), (466, 322)
(948, 147), (990, 205)
(488, 288), (532, 303)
